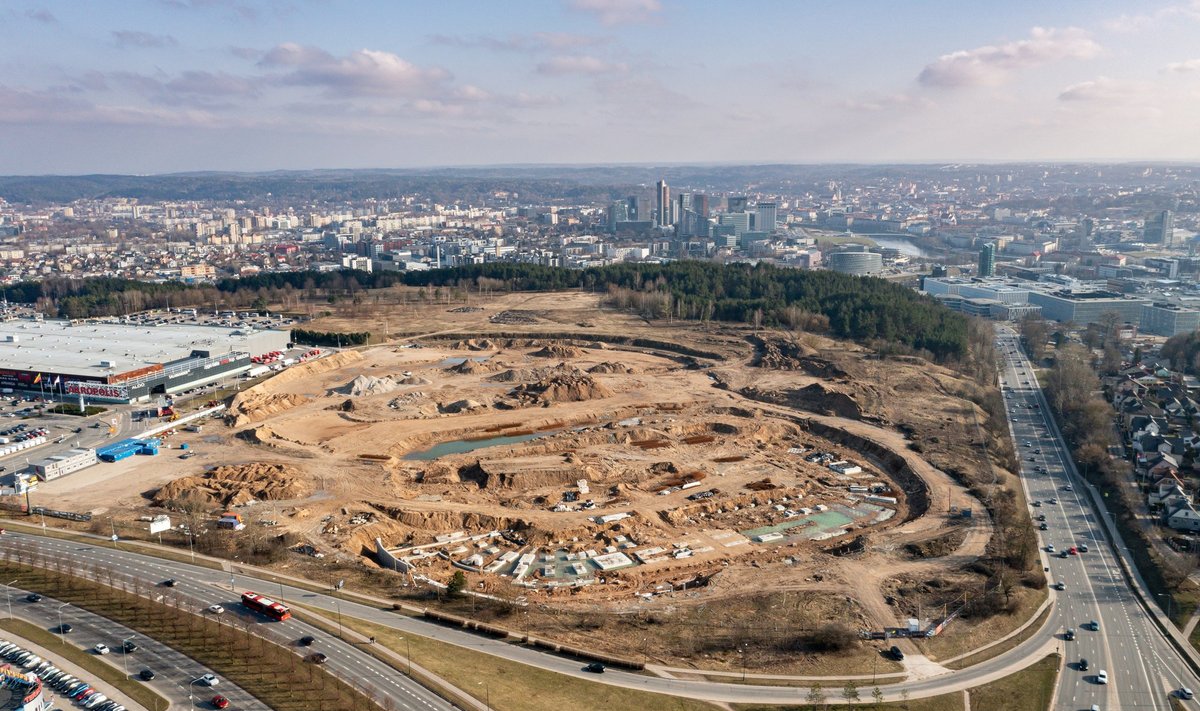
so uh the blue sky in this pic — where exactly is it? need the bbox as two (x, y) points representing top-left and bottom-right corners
(2, 0), (1199, 173)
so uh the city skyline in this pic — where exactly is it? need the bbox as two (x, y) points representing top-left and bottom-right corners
(3, 0), (1200, 173)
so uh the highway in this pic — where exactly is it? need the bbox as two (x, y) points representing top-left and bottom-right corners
(1, 538), (458, 711)
(996, 326), (1200, 709)
(7, 582), (266, 711)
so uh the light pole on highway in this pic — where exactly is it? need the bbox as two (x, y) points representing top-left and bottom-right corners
(56, 603), (69, 645)
(397, 635), (412, 675)
(478, 682), (490, 711)
(1158, 593), (1175, 621)
(333, 598), (343, 639)
(120, 637), (132, 676)
(5, 579), (17, 620)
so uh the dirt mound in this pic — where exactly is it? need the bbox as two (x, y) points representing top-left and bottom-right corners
(531, 344), (584, 359)
(236, 426), (277, 445)
(344, 374), (402, 397)
(786, 383), (863, 419)
(446, 359), (505, 375)
(490, 364), (581, 383)
(453, 338), (495, 350)
(229, 392), (309, 426)
(510, 373), (613, 404)
(267, 350), (363, 386)
(439, 399), (487, 414)
(587, 361), (635, 374)
(399, 375), (432, 385)
(152, 462), (312, 507)
(754, 337), (818, 370)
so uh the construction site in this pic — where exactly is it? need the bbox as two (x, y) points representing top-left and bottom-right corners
(23, 291), (1034, 674)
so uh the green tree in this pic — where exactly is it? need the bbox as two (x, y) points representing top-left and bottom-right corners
(447, 570), (467, 596)
(806, 682), (827, 710)
(842, 679), (860, 706)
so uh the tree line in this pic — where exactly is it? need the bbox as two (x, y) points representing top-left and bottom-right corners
(4, 262), (969, 359)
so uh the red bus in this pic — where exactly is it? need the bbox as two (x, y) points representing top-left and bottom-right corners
(240, 591), (291, 621)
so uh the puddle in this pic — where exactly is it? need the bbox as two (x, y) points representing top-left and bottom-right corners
(403, 430), (558, 460)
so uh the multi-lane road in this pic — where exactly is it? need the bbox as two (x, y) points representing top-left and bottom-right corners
(997, 326), (1200, 709)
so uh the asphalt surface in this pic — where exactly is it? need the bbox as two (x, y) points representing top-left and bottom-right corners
(996, 327), (1200, 710)
(0, 543), (457, 711)
(7, 584), (265, 711)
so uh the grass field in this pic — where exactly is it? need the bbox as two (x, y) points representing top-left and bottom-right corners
(0, 552), (377, 711)
(917, 586), (1047, 663)
(966, 653), (1059, 711)
(0, 618), (170, 711)
(942, 603), (1052, 670)
(735, 687), (964, 710)
(300, 604), (722, 711)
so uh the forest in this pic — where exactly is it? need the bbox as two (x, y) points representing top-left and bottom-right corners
(3, 261), (968, 359)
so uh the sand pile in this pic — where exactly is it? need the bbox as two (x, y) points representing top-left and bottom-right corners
(439, 399), (487, 414)
(587, 361), (635, 374)
(490, 364), (581, 382)
(454, 338), (495, 351)
(229, 392), (309, 426)
(345, 374), (402, 397)
(511, 373), (613, 403)
(446, 359), (505, 375)
(268, 350), (363, 385)
(530, 344), (584, 358)
(152, 462), (312, 507)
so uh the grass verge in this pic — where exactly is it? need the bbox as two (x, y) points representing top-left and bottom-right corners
(0, 554), (377, 711)
(735, 687), (964, 710)
(966, 653), (1059, 711)
(0, 618), (170, 711)
(296, 603), (722, 711)
(916, 585), (1047, 662)
(0, 520), (222, 571)
(942, 602), (1052, 670)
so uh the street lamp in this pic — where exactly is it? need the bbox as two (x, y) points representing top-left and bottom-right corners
(397, 636), (412, 676)
(121, 637), (132, 676)
(5, 579), (18, 620)
(478, 682), (490, 711)
(1158, 593), (1175, 621)
(56, 603), (69, 645)
(333, 599), (343, 639)
(738, 646), (746, 682)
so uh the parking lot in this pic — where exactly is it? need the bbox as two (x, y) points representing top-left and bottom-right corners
(114, 308), (296, 332)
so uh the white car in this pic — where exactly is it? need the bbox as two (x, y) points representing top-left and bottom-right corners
(1180, 687), (1195, 699)
(207, 605), (225, 614)
(195, 673), (219, 687)
(93, 644), (110, 655)
(1097, 669), (1108, 685)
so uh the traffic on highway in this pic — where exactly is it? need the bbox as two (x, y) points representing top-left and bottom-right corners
(998, 326), (1200, 710)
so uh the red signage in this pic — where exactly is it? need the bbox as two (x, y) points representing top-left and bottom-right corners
(66, 381), (129, 400)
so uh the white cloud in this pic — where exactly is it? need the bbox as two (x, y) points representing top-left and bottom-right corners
(838, 92), (931, 113)
(1103, 1), (1200, 33)
(536, 55), (627, 75)
(568, 0), (661, 26)
(430, 32), (607, 53)
(917, 27), (1101, 88)
(1057, 76), (1153, 107)
(260, 44), (451, 96)
(112, 31), (178, 49)
(1164, 58), (1200, 73)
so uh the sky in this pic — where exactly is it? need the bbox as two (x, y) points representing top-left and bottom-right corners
(2, 0), (1200, 174)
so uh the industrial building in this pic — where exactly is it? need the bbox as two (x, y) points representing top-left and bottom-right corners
(32, 448), (97, 480)
(0, 318), (290, 403)
(1026, 289), (1148, 325)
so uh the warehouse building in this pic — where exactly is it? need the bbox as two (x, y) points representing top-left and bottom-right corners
(1140, 302), (1200, 337)
(0, 318), (290, 403)
(32, 448), (97, 480)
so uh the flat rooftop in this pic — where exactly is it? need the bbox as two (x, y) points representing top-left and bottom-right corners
(0, 318), (281, 378)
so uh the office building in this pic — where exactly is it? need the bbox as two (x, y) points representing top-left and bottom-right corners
(718, 212), (750, 236)
(1026, 289), (1148, 326)
(727, 196), (748, 213)
(755, 202), (778, 233)
(626, 196), (640, 222)
(828, 250), (883, 275)
(1145, 210), (1176, 245)
(978, 243), (996, 277)
(1140, 303), (1200, 337)
(655, 180), (671, 227)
